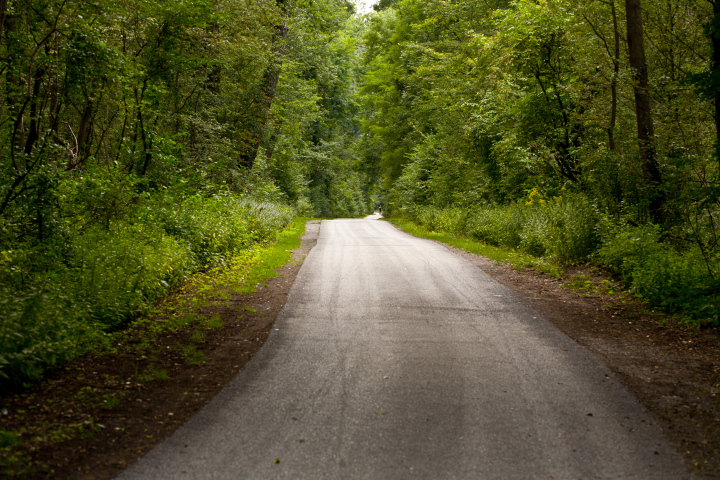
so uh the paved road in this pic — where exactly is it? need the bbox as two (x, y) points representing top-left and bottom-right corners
(118, 217), (689, 479)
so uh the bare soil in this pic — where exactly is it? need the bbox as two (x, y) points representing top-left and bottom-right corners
(1, 220), (718, 478)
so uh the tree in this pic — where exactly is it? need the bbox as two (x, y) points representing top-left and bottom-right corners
(625, 0), (664, 221)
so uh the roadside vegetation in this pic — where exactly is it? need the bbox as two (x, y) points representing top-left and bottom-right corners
(0, 0), (376, 389)
(387, 194), (718, 326)
(0, 218), (310, 477)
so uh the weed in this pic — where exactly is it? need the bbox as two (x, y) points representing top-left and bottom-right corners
(566, 275), (593, 290)
(76, 386), (98, 398)
(183, 345), (207, 366)
(601, 279), (618, 294)
(206, 314), (224, 329)
(138, 365), (170, 382)
(151, 367), (169, 380)
(171, 313), (197, 329)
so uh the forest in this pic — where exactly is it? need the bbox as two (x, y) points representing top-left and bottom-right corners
(1, 0), (718, 387)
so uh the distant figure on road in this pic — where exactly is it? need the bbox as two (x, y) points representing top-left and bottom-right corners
(378, 205), (382, 216)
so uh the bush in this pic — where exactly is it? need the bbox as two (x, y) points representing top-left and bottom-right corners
(599, 226), (719, 325)
(0, 193), (293, 386)
(521, 194), (601, 262)
(155, 195), (291, 268)
(467, 204), (526, 249)
(414, 206), (466, 234)
(0, 252), (106, 383)
(411, 193), (600, 263)
(71, 225), (193, 328)
(401, 193), (719, 325)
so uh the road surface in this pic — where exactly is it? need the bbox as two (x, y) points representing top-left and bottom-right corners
(118, 216), (690, 479)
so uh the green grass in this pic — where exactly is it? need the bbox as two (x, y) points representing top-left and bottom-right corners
(386, 217), (563, 278)
(183, 345), (207, 366)
(234, 217), (310, 293)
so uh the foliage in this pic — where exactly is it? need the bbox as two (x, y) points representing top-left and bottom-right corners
(0, 0), (373, 387)
(399, 193), (717, 325)
(356, 0), (719, 325)
(0, 193), (292, 386)
(599, 226), (720, 325)
(387, 217), (563, 277)
(407, 191), (600, 262)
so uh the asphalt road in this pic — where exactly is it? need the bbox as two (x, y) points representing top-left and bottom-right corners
(117, 216), (690, 480)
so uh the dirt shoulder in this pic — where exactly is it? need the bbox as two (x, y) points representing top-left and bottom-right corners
(0, 221), (320, 480)
(446, 244), (720, 477)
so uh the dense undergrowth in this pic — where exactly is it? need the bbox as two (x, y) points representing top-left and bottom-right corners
(0, 180), (293, 388)
(395, 193), (719, 327)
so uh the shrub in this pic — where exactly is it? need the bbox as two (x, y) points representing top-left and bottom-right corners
(466, 204), (525, 248)
(599, 225), (719, 325)
(521, 194), (601, 262)
(402, 194), (719, 325)
(0, 193), (293, 386)
(414, 206), (465, 233)
(70, 224), (193, 328)
(408, 194), (601, 263)
(0, 254), (107, 383)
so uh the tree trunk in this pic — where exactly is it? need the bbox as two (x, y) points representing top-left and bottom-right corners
(625, 0), (663, 222)
(609, 0), (620, 150)
(24, 67), (45, 155)
(265, 129), (280, 161)
(75, 101), (94, 165)
(240, 0), (288, 170)
(711, 0), (720, 173)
